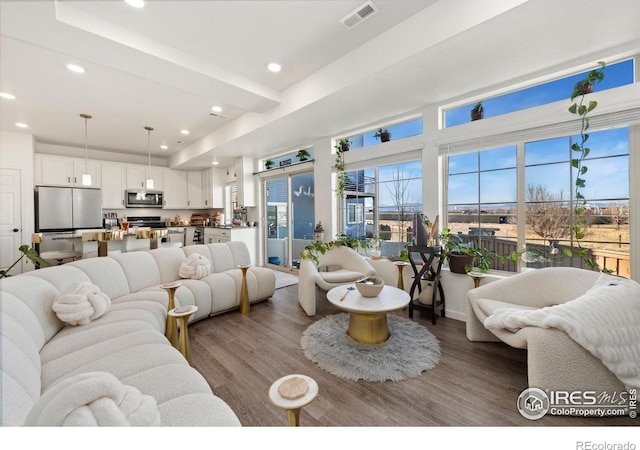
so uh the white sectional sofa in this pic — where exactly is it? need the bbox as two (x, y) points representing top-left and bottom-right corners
(1, 242), (275, 426)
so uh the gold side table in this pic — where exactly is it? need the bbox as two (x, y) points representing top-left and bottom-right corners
(393, 261), (409, 291)
(268, 374), (319, 426)
(160, 282), (182, 348)
(467, 271), (485, 289)
(168, 305), (198, 365)
(238, 265), (251, 315)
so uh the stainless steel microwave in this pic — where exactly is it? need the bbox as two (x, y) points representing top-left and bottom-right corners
(125, 190), (164, 208)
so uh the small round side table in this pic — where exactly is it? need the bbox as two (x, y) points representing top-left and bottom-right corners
(168, 305), (198, 365)
(160, 282), (182, 348)
(393, 261), (409, 291)
(467, 271), (485, 289)
(268, 374), (319, 426)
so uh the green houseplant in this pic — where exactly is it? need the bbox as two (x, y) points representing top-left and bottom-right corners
(334, 144), (347, 196)
(0, 245), (50, 278)
(335, 138), (351, 152)
(566, 61), (607, 271)
(301, 233), (370, 265)
(265, 159), (275, 169)
(374, 128), (390, 142)
(438, 228), (520, 273)
(296, 149), (311, 162)
(471, 101), (484, 121)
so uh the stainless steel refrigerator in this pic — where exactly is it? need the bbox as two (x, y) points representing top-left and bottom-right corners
(35, 186), (103, 232)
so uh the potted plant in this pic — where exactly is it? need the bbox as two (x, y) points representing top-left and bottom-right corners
(0, 245), (50, 278)
(438, 228), (473, 273)
(335, 138), (351, 152)
(301, 233), (370, 264)
(439, 227), (520, 274)
(566, 61), (607, 271)
(374, 128), (390, 142)
(296, 149), (311, 162)
(265, 159), (275, 169)
(471, 101), (484, 121)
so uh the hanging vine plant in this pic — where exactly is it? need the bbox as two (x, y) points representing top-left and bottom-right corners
(334, 141), (348, 196)
(565, 61), (608, 271)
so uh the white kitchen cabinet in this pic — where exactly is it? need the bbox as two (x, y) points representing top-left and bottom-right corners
(204, 227), (231, 243)
(126, 165), (165, 190)
(204, 227), (256, 263)
(202, 167), (225, 208)
(187, 171), (203, 208)
(236, 156), (256, 207)
(36, 154), (101, 187)
(163, 169), (188, 209)
(101, 162), (126, 208)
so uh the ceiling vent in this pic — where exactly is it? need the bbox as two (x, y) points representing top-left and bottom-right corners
(340, 1), (379, 29)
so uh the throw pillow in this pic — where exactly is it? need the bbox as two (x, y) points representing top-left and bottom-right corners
(24, 371), (161, 426)
(52, 281), (111, 326)
(179, 253), (211, 280)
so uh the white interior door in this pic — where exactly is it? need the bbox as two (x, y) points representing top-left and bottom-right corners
(0, 168), (22, 275)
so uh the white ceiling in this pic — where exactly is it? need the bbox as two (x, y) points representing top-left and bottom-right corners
(1, 0), (639, 170)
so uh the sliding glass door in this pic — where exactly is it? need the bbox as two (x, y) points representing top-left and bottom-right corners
(265, 171), (314, 271)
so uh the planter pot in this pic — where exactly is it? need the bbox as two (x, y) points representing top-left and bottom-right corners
(448, 253), (475, 274)
(471, 111), (483, 121)
(340, 144), (350, 152)
(574, 81), (594, 95)
(380, 132), (390, 142)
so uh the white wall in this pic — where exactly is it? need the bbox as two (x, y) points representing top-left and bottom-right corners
(0, 131), (36, 273)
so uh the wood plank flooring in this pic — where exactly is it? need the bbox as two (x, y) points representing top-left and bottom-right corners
(189, 285), (635, 427)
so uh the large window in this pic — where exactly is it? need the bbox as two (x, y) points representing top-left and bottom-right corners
(345, 117), (423, 150)
(444, 59), (634, 127)
(446, 128), (630, 276)
(340, 160), (422, 257)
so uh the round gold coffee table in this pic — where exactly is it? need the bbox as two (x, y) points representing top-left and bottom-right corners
(327, 284), (410, 344)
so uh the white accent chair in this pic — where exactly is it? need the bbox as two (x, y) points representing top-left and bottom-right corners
(298, 245), (376, 316)
(466, 267), (626, 395)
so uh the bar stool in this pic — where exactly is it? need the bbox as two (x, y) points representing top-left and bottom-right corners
(40, 250), (80, 265)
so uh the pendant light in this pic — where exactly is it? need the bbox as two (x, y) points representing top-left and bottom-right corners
(80, 114), (92, 186)
(145, 126), (154, 189)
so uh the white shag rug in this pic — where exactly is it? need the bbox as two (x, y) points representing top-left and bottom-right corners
(273, 269), (299, 289)
(300, 313), (440, 382)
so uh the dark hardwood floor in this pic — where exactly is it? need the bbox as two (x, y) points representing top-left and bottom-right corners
(189, 285), (635, 427)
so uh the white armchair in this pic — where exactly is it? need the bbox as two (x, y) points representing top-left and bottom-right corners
(298, 245), (376, 316)
(466, 267), (628, 395)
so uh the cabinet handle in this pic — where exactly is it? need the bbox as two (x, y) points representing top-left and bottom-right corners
(122, 199), (125, 205)
(141, 182), (144, 187)
(68, 177), (71, 183)
(74, 177), (77, 183)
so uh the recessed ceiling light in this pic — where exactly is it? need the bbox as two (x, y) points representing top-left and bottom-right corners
(0, 92), (16, 100)
(124, 0), (145, 8)
(267, 62), (282, 73)
(160, 144), (168, 150)
(66, 64), (86, 73)
(15, 122), (28, 128)
(180, 129), (190, 135)
(211, 106), (223, 113)
(212, 160), (219, 165)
